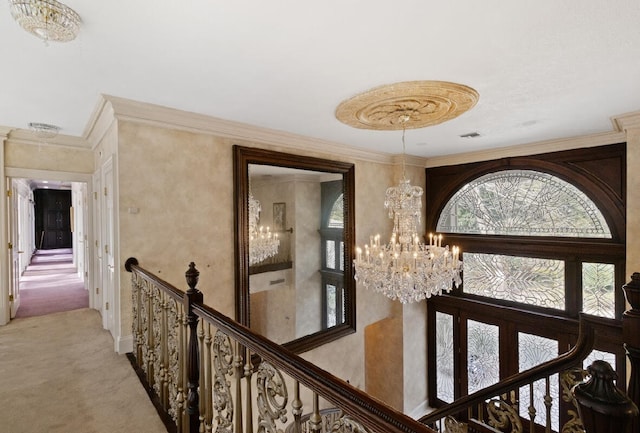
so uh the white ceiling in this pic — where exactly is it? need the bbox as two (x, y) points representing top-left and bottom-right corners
(2, 1), (639, 158)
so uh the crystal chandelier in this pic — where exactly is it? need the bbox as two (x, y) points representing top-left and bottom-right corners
(353, 118), (462, 303)
(248, 185), (280, 266)
(9, 0), (81, 44)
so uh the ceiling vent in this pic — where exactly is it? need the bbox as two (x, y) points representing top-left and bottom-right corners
(459, 131), (481, 138)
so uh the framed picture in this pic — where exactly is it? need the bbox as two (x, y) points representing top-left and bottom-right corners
(273, 202), (286, 231)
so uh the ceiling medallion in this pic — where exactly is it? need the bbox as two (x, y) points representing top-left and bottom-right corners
(335, 80), (479, 130)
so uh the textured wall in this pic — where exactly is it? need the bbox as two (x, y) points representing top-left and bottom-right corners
(117, 121), (236, 335)
(6, 142), (93, 173)
(113, 120), (408, 397)
(627, 130), (640, 277)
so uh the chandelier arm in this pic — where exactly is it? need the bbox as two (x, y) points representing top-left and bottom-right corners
(354, 118), (463, 303)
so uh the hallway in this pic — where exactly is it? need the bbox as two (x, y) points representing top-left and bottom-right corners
(15, 248), (89, 319)
(0, 308), (167, 432)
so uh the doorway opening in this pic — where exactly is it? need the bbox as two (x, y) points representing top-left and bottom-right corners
(8, 178), (90, 319)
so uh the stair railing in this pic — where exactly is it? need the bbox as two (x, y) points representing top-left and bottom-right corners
(125, 257), (636, 433)
(420, 314), (600, 432)
(126, 258), (437, 433)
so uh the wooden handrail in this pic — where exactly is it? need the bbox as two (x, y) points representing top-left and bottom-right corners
(126, 258), (437, 433)
(192, 301), (435, 433)
(419, 313), (596, 425)
(125, 257), (185, 302)
(128, 258), (635, 433)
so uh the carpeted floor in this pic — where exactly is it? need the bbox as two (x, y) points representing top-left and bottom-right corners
(0, 308), (168, 433)
(15, 248), (89, 319)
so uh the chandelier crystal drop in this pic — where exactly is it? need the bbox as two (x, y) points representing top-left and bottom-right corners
(353, 119), (462, 303)
(9, 0), (81, 43)
(248, 191), (280, 266)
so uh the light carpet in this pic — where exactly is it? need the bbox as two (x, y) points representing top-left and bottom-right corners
(0, 308), (167, 433)
(15, 249), (88, 319)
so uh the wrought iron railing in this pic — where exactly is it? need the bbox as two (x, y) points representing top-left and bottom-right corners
(126, 258), (637, 433)
(126, 258), (435, 433)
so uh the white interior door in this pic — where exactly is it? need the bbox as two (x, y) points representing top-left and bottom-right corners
(8, 181), (20, 318)
(92, 172), (103, 316)
(101, 159), (115, 334)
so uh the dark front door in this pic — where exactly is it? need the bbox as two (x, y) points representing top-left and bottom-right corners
(35, 189), (72, 249)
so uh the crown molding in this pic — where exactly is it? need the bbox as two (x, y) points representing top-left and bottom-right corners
(82, 96), (638, 169)
(425, 130), (626, 168)
(100, 95), (406, 166)
(612, 110), (640, 132)
(391, 153), (428, 168)
(83, 95), (118, 149)
(0, 126), (13, 139)
(6, 129), (89, 150)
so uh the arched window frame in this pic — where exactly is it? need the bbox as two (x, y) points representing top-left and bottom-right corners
(425, 143), (627, 410)
(426, 144), (626, 317)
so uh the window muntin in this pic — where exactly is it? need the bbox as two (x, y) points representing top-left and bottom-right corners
(437, 170), (611, 238)
(464, 252), (565, 309)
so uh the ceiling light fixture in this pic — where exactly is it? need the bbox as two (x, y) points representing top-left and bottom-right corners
(336, 80), (478, 302)
(28, 122), (60, 140)
(9, 0), (81, 44)
(352, 116), (462, 302)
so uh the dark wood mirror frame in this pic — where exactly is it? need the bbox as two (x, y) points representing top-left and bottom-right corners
(233, 145), (356, 353)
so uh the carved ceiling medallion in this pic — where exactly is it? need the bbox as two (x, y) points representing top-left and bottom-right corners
(335, 80), (479, 130)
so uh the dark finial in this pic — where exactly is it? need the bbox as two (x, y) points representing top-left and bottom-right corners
(124, 257), (139, 272)
(623, 273), (640, 311)
(573, 360), (638, 432)
(185, 262), (200, 293)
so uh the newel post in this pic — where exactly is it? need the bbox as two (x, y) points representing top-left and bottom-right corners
(623, 272), (640, 432)
(184, 262), (203, 433)
(572, 360), (638, 433)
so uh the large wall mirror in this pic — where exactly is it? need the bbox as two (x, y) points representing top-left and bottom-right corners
(234, 145), (356, 353)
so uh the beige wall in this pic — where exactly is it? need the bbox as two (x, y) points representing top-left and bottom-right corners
(117, 122), (236, 335)
(108, 119), (411, 408)
(6, 140), (93, 174)
(626, 128), (640, 274)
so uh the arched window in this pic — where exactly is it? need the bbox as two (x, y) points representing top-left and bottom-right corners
(437, 170), (611, 238)
(425, 144), (626, 429)
(437, 169), (615, 316)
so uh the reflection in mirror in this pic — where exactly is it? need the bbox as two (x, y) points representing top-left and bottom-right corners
(234, 146), (356, 353)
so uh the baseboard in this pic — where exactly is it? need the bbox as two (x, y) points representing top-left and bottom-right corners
(117, 334), (133, 354)
(407, 400), (434, 420)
